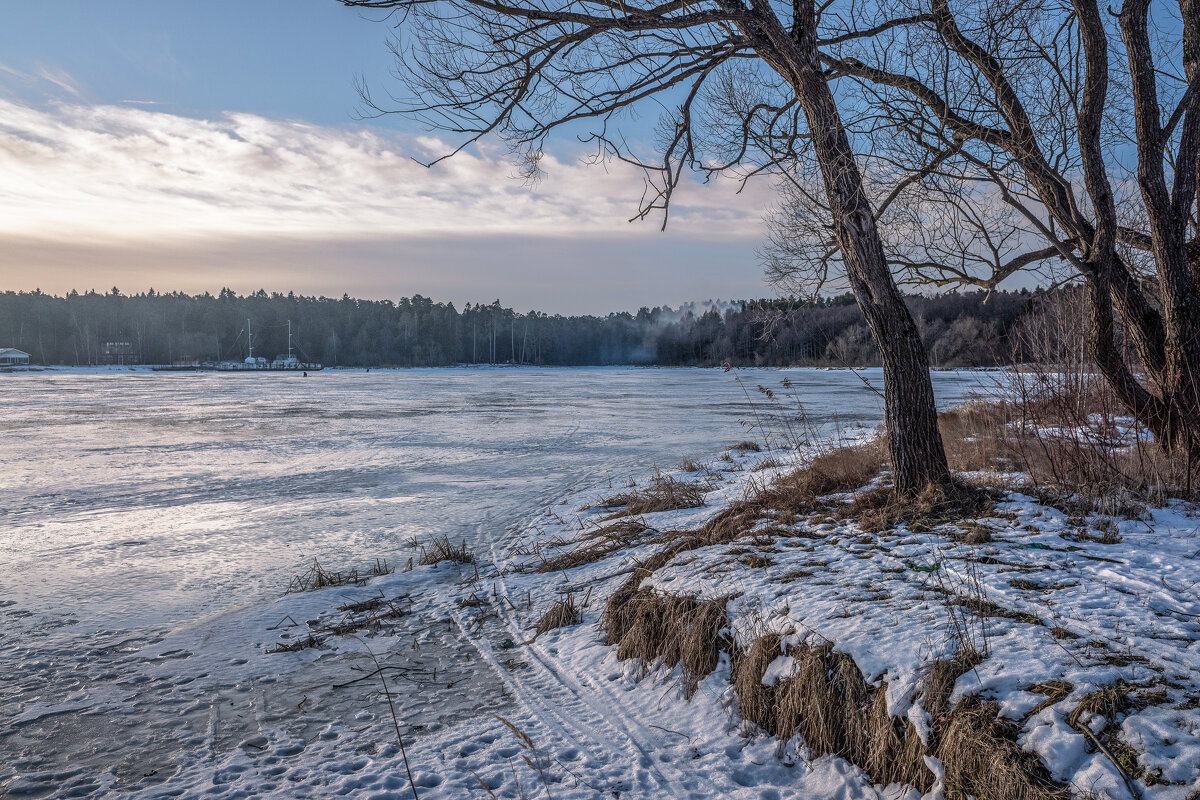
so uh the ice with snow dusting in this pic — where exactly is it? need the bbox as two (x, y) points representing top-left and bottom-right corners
(510, 453), (1200, 798)
(9, 365), (1156, 799)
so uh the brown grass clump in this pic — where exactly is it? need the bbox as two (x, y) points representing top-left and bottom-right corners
(863, 684), (927, 786)
(731, 633), (782, 731)
(1066, 681), (1140, 730)
(602, 586), (728, 698)
(530, 520), (657, 573)
(939, 391), (1199, 514)
(838, 480), (997, 534)
(920, 651), (982, 719)
(417, 536), (475, 566)
(960, 525), (993, 544)
(534, 595), (582, 637)
(728, 638), (1066, 798)
(799, 441), (887, 496)
(599, 474), (707, 517)
(684, 439), (888, 546)
(938, 696), (1068, 800)
(775, 643), (871, 759)
(730, 440), (762, 452)
(732, 637), (918, 781)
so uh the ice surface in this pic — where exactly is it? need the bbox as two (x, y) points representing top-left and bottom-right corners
(1, 366), (1002, 797)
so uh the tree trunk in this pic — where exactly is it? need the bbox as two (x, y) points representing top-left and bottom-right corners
(1119, 0), (1200, 455)
(757, 0), (952, 491)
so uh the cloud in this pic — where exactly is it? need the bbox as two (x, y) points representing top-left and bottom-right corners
(0, 97), (776, 311)
(34, 66), (81, 96)
(0, 98), (771, 242)
(0, 62), (82, 97)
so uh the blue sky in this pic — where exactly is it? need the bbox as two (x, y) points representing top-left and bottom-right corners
(0, 2), (771, 313)
(0, 2), (399, 125)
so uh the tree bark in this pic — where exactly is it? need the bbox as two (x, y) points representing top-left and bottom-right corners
(757, 0), (951, 491)
(1120, 0), (1200, 454)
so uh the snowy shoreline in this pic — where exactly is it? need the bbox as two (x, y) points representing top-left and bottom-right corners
(82, 433), (1200, 797)
(5, 390), (1197, 799)
(0, 363), (1008, 374)
(490, 440), (1200, 799)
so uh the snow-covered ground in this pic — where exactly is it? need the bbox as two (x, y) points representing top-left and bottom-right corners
(6, 368), (1194, 799)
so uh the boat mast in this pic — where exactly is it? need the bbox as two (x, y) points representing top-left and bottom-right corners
(288, 320), (294, 360)
(247, 318), (253, 361)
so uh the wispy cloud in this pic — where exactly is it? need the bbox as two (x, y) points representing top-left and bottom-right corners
(33, 66), (81, 96)
(0, 98), (770, 243)
(0, 62), (83, 97)
(0, 98), (773, 310)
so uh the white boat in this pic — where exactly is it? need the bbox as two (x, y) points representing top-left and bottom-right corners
(215, 320), (323, 372)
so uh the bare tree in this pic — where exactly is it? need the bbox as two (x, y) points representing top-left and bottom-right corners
(341, 0), (954, 489)
(766, 0), (1199, 455)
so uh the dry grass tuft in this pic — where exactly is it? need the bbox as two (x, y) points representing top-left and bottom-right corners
(602, 586), (728, 698)
(679, 439), (888, 546)
(530, 520), (656, 573)
(839, 480), (997, 534)
(1066, 681), (1140, 730)
(731, 633), (782, 731)
(920, 651), (983, 720)
(767, 441), (885, 513)
(798, 441), (887, 496)
(939, 390), (1199, 514)
(864, 683), (927, 787)
(599, 474), (707, 517)
(417, 536), (475, 566)
(534, 594), (582, 637)
(286, 558), (393, 593)
(960, 524), (993, 544)
(730, 440), (762, 452)
(728, 638), (1065, 798)
(732, 637), (916, 781)
(776, 643), (872, 759)
(938, 696), (1068, 800)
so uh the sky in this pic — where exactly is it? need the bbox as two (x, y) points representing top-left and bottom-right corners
(0, 2), (774, 314)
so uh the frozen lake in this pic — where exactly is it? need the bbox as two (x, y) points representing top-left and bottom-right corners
(0, 367), (998, 796)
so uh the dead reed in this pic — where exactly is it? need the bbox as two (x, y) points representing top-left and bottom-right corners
(729, 637), (1066, 798)
(602, 586), (728, 698)
(528, 519), (657, 573)
(286, 558), (394, 593)
(534, 594), (582, 637)
(939, 381), (1198, 515)
(269, 592), (410, 653)
(836, 480), (997, 534)
(416, 536), (475, 566)
(598, 473), (707, 517)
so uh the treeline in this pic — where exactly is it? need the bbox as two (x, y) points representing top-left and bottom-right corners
(0, 287), (1042, 367)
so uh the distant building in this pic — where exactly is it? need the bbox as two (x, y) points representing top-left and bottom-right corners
(103, 341), (139, 365)
(0, 348), (31, 366)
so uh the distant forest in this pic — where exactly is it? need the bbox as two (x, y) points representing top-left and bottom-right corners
(0, 287), (1049, 367)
